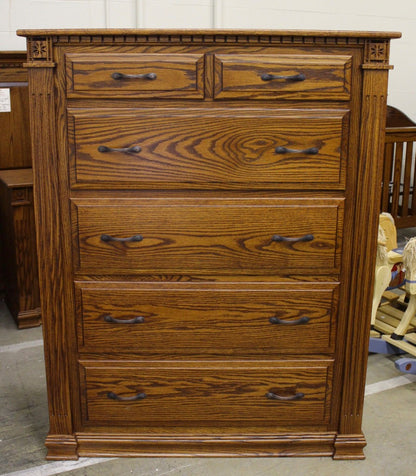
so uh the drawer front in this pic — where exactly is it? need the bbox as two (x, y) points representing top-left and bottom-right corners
(214, 54), (352, 100)
(76, 283), (338, 355)
(72, 198), (343, 275)
(66, 53), (204, 98)
(79, 361), (333, 426)
(69, 110), (348, 190)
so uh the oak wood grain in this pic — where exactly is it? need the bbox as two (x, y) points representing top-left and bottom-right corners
(70, 110), (348, 190)
(79, 361), (333, 426)
(76, 282), (338, 355)
(214, 54), (352, 100)
(20, 29), (398, 460)
(73, 198), (343, 275)
(66, 53), (204, 99)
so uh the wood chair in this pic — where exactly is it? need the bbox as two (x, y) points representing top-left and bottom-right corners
(381, 106), (416, 228)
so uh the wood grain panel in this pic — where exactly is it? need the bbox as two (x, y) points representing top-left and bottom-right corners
(70, 110), (348, 190)
(0, 86), (32, 170)
(72, 198), (343, 275)
(79, 361), (333, 426)
(214, 54), (352, 100)
(76, 282), (338, 355)
(66, 53), (204, 98)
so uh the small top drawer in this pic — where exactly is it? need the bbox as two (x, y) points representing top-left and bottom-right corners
(65, 53), (204, 98)
(214, 54), (352, 100)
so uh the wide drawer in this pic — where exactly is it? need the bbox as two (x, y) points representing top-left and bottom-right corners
(79, 361), (333, 426)
(213, 54), (352, 100)
(76, 282), (338, 355)
(69, 110), (348, 190)
(72, 198), (343, 275)
(65, 53), (204, 98)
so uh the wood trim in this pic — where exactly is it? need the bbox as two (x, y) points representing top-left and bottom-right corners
(75, 432), (337, 457)
(27, 66), (74, 437)
(338, 68), (390, 438)
(16, 29), (402, 40)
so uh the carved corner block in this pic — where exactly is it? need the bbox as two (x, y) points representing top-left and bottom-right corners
(25, 37), (55, 68)
(363, 40), (393, 70)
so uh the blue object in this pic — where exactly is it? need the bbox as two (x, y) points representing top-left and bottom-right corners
(369, 337), (406, 354)
(395, 357), (416, 374)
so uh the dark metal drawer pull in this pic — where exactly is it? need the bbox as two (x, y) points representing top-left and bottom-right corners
(266, 391), (305, 401)
(111, 72), (157, 80)
(275, 146), (319, 155)
(272, 234), (314, 243)
(261, 73), (305, 82)
(104, 315), (145, 324)
(98, 145), (142, 154)
(107, 391), (146, 401)
(101, 234), (143, 243)
(269, 316), (310, 325)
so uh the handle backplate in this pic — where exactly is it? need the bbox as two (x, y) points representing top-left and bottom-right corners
(104, 315), (145, 324)
(111, 72), (157, 80)
(266, 391), (305, 401)
(261, 73), (306, 82)
(107, 391), (146, 401)
(269, 316), (310, 325)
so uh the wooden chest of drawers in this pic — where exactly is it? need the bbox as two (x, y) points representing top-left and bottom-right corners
(18, 29), (400, 460)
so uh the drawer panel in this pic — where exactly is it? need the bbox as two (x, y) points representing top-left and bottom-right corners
(79, 361), (333, 426)
(66, 53), (204, 98)
(214, 54), (352, 100)
(72, 198), (343, 275)
(76, 282), (338, 355)
(69, 110), (348, 190)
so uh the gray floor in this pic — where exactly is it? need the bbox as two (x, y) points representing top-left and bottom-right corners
(1, 301), (416, 476)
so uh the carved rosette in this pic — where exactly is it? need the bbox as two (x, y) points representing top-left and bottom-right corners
(363, 40), (392, 69)
(26, 37), (55, 67)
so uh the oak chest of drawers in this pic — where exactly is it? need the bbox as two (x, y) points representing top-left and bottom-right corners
(18, 29), (400, 460)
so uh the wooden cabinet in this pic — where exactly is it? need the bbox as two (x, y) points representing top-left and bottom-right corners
(0, 54), (40, 328)
(18, 29), (400, 460)
(0, 168), (41, 328)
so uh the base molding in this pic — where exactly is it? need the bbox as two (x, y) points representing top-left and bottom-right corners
(44, 432), (367, 460)
(16, 307), (42, 329)
(333, 434), (367, 460)
(45, 435), (79, 460)
(75, 432), (336, 458)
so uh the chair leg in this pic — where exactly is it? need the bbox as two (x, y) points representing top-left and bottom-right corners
(391, 293), (416, 339)
(371, 265), (392, 327)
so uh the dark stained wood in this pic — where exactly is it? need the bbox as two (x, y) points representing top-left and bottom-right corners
(19, 29), (398, 460)
(386, 105), (416, 128)
(0, 168), (40, 328)
(69, 110), (348, 190)
(380, 118), (416, 228)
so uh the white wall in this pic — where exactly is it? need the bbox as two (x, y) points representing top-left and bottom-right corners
(1, 0), (415, 119)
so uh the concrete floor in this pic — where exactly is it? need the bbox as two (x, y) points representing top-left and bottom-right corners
(1, 301), (416, 476)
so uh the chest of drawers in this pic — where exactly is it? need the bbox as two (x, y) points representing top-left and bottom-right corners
(18, 29), (400, 460)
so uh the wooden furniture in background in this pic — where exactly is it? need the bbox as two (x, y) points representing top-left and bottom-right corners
(0, 168), (40, 328)
(0, 52), (31, 170)
(0, 52), (40, 328)
(19, 28), (400, 460)
(381, 106), (416, 228)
